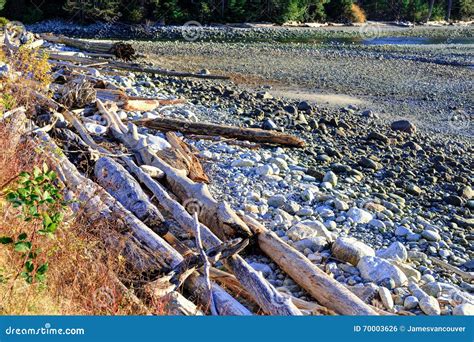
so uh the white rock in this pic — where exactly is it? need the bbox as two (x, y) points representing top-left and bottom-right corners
(419, 296), (441, 315)
(376, 242), (408, 262)
(421, 229), (441, 241)
(268, 194), (286, 208)
(332, 237), (375, 266)
(453, 303), (474, 315)
(231, 159), (255, 167)
(378, 287), (394, 310)
(347, 207), (373, 224)
(334, 198), (349, 211)
(269, 157), (288, 171)
(403, 295), (419, 310)
(301, 189), (314, 202)
(323, 171), (337, 186)
(256, 164), (273, 176)
(287, 221), (331, 241)
(357, 256), (408, 287)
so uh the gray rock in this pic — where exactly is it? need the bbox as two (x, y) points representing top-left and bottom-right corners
(376, 242), (408, 262)
(422, 281), (442, 297)
(404, 296), (419, 310)
(421, 229), (441, 242)
(357, 256), (408, 287)
(348, 283), (379, 303)
(249, 262), (272, 276)
(419, 296), (441, 315)
(332, 237), (375, 266)
(347, 207), (373, 224)
(293, 237), (328, 253)
(406, 183), (422, 196)
(358, 157), (381, 170)
(378, 287), (394, 310)
(453, 303), (474, 315)
(391, 120), (416, 134)
(268, 194), (286, 208)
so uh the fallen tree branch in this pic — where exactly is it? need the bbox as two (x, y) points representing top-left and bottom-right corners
(134, 117), (306, 148)
(241, 215), (378, 315)
(48, 53), (230, 80)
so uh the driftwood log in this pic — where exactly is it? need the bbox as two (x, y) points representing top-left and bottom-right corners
(99, 112), (301, 315)
(48, 53), (230, 80)
(242, 215), (378, 315)
(41, 34), (136, 60)
(94, 157), (166, 235)
(26, 107), (251, 316)
(134, 117), (306, 148)
(121, 153), (301, 315)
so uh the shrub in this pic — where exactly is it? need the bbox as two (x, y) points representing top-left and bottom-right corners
(0, 17), (9, 27)
(351, 3), (366, 22)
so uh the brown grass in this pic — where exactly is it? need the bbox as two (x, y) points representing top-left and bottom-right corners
(351, 4), (367, 23)
(0, 120), (152, 315)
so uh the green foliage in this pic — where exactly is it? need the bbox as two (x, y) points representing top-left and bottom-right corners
(63, 0), (121, 22)
(1, 164), (67, 284)
(0, 0), (472, 24)
(325, 0), (353, 22)
(0, 16), (8, 26)
(0, 0), (5, 11)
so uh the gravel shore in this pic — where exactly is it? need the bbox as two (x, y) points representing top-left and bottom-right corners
(39, 24), (474, 314)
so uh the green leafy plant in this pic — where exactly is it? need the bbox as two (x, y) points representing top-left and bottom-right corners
(0, 163), (67, 284)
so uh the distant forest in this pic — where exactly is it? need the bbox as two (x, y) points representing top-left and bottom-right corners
(0, 0), (472, 25)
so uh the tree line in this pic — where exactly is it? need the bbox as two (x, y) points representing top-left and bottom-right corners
(0, 0), (472, 25)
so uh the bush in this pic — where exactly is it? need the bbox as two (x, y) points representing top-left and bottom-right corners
(0, 16), (9, 27)
(351, 3), (366, 22)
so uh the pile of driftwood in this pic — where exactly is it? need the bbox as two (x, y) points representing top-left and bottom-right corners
(2, 30), (382, 316)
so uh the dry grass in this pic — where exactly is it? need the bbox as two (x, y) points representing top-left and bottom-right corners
(351, 4), (367, 23)
(0, 119), (151, 315)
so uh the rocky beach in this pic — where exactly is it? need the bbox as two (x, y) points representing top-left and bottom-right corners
(32, 21), (474, 315)
(1, 20), (472, 316)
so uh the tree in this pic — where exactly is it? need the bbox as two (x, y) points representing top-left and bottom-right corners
(64, 0), (121, 22)
(426, 0), (435, 21)
(0, 0), (6, 11)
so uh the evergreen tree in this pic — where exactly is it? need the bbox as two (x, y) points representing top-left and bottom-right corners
(64, 0), (121, 22)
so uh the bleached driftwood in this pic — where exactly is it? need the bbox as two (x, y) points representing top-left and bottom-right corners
(134, 116), (306, 148)
(48, 53), (230, 80)
(97, 100), (252, 242)
(29, 120), (248, 315)
(94, 157), (166, 235)
(242, 215), (378, 315)
(121, 155), (301, 315)
(41, 34), (136, 60)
